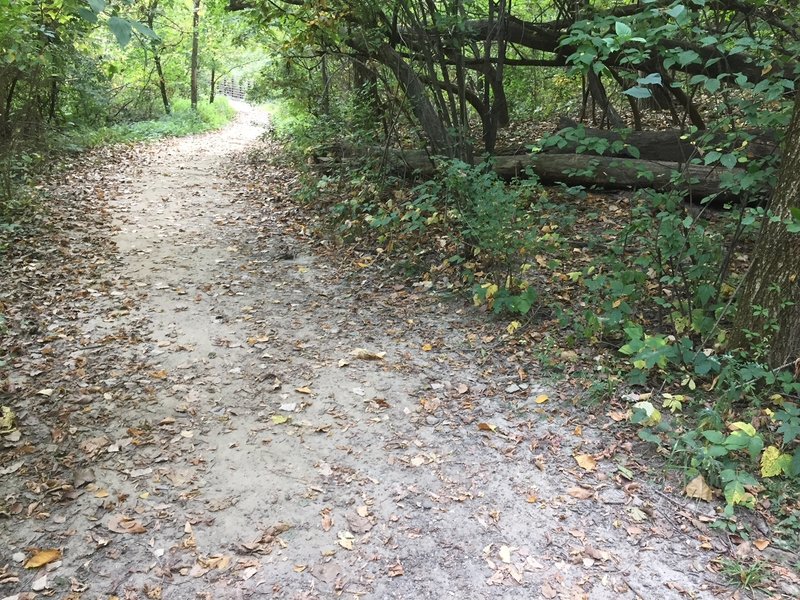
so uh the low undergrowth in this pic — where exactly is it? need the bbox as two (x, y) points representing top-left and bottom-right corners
(268, 106), (800, 547)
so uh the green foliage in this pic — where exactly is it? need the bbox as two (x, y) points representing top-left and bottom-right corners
(63, 97), (235, 149)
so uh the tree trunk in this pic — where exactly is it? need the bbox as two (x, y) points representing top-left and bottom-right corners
(190, 0), (201, 110)
(209, 63), (216, 104)
(731, 93), (800, 368)
(375, 44), (455, 157)
(147, 1), (171, 114)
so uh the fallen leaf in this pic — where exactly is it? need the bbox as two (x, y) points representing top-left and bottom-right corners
(150, 370), (168, 380)
(477, 422), (497, 432)
(684, 475), (713, 501)
(350, 348), (386, 360)
(356, 505), (370, 518)
(295, 386), (312, 395)
(567, 487), (594, 500)
(321, 509), (333, 532)
(574, 454), (597, 472)
(24, 549), (61, 569)
(498, 545), (512, 564)
(271, 415), (290, 425)
(753, 539), (770, 551)
(388, 561), (404, 577)
(534, 394), (549, 404)
(541, 583), (558, 599)
(337, 531), (355, 550)
(421, 343), (433, 351)
(107, 514), (146, 534)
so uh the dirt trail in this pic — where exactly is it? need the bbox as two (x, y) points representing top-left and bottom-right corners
(1, 104), (730, 599)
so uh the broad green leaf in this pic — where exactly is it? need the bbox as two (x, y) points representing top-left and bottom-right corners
(677, 50), (700, 66)
(704, 78), (721, 93)
(624, 86), (652, 99)
(131, 21), (159, 40)
(87, 0), (106, 13)
(108, 16), (132, 47)
(615, 21), (632, 37)
(76, 7), (97, 22)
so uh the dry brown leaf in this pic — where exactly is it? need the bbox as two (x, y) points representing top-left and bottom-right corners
(684, 475), (713, 501)
(753, 539), (770, 551)
(388, 561), (404, 577)
(24, 549), (61, 569)
(498, 545), (512, 564)
(567, 486), (594, 500)
(295, 386), (312, 395)
(321, 509), (333, 532)
(477, 422), (497, 432)
(349, 348), (386, 360)
(107, 514), (146, 534)
(574, 454), (597, 471)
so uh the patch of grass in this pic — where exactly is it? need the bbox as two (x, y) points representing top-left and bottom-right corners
(61, 97), (236, 150)
(719, 558), (767, 591)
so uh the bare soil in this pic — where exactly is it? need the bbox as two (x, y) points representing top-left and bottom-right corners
(0, 103), (743, 599)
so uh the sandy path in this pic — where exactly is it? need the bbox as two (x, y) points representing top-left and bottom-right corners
(0, 104), (728, 599)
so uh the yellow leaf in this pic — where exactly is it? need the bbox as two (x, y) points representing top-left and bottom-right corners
(684, 475), (713, 501)
(0, 405), (15, 433)
(760, 445), (790, 478)
(729, 422), (756, 436)
(295, 386), (312, 394)
(753, 539), (770, 551)
(271, 415), (290, 425)
(534, 394), (549, 404)
(24, 548), (62, 569)
(574, 454), (597, 472)
(421, 343), (433, 352)
(506, 321), (521, 335)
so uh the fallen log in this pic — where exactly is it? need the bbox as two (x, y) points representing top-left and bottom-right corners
(378, 150), (739, 199)
(546, 118), (779, 163)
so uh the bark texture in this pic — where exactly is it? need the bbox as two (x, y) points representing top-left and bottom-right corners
(731, 94), (800, 368)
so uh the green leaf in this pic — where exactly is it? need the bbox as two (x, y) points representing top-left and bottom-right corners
(720, 153), (737, 169)
(704, 78), (721, 93)
(624, 86), (653, 99)
(131, 21), (159, 40)
(108, 16), (132, 47)
(76, 7), (97, 22)
(615, 21), (632, 37)
(637, 73), (662, 86)
(87, 0), (106, 13)
(702, 430), (724, 444)
(666, 4), (686, 18)
(677, 50), (700, 66)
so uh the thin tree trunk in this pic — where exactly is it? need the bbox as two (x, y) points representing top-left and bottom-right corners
(209, 63), (216, 104)
(731, 93), (800, 368)
(375, 43), (454, 156)
(147, 1), (170, 114)
(190, 0), (200, 110)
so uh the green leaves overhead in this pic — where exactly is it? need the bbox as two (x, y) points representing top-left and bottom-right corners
(108, 16), (132, 47)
